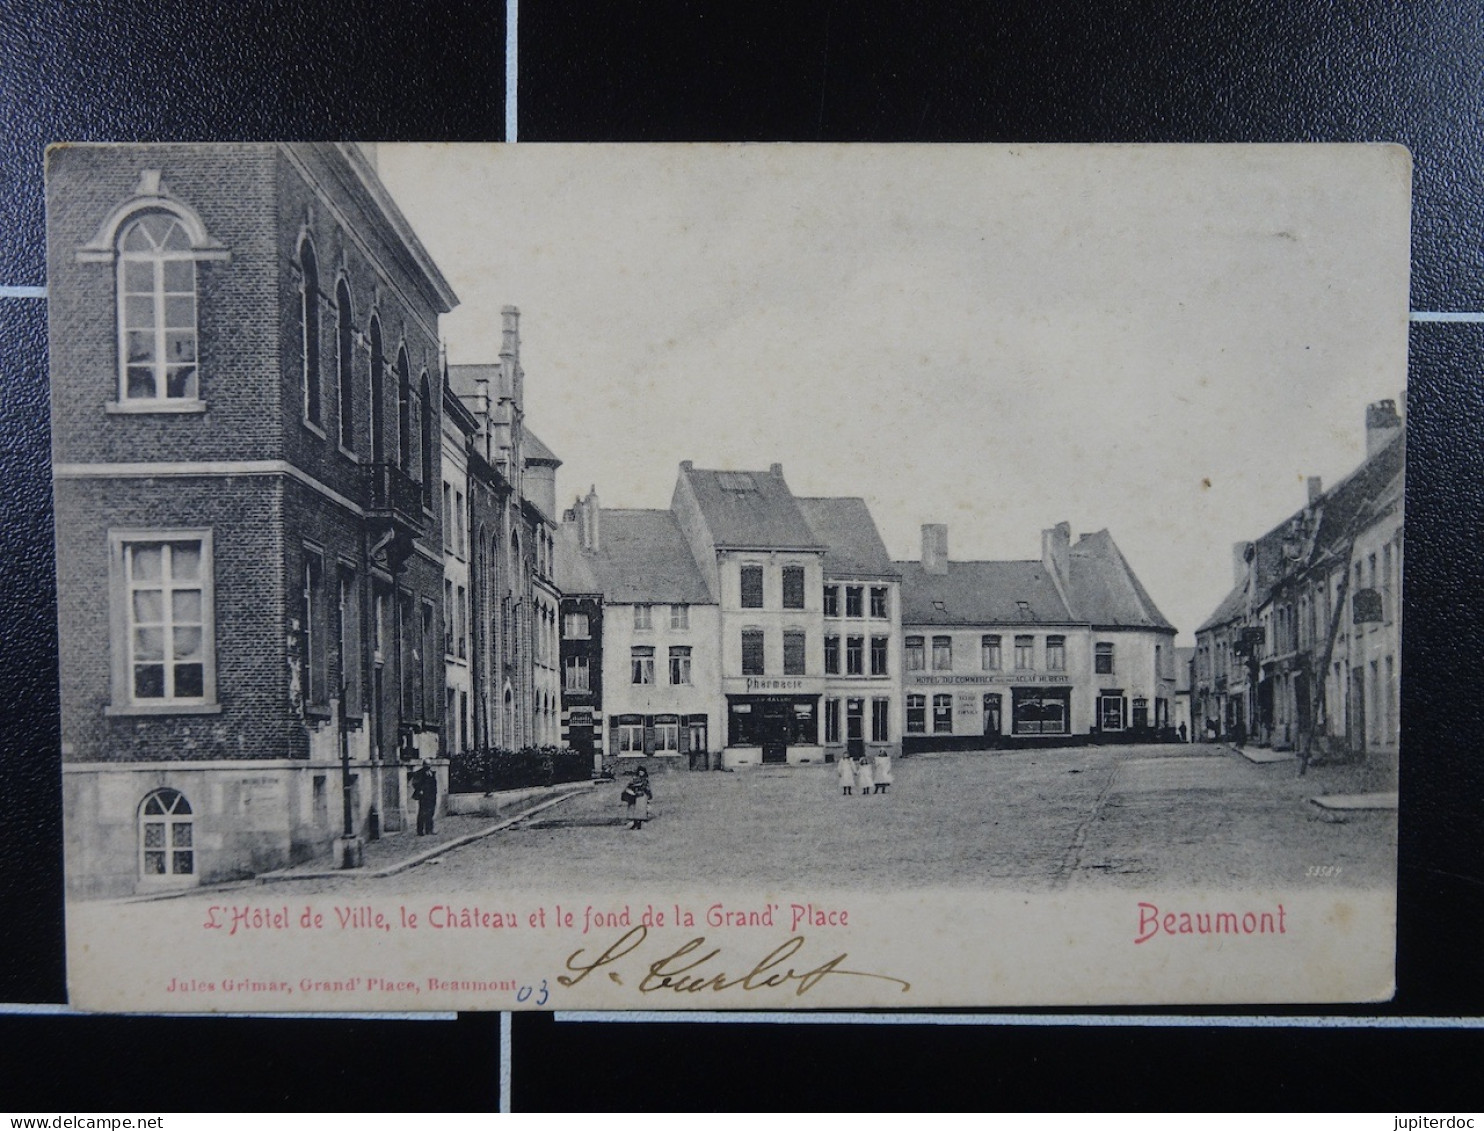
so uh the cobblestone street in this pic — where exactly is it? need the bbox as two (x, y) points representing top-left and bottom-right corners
(253, 742), (1395, 898)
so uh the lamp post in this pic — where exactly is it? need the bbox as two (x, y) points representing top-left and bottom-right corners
(335, 677), (364, 869)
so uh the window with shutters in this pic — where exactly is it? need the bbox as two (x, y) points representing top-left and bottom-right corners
(782, 566), (805, 609)
(741, 629), (765, 675)
(740, 565), (764, 608)
(654, 717), (680, 753)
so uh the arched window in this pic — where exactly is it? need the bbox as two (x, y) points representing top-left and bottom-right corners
(139, 788), (194, 878)
(420, 372), (435, 505)
(397, 346), (413, 472)
(368, 317), (385, 463)
(118, 214), (199, 403)
(336, 280), (355, 451)
(299, 238), (322, 426)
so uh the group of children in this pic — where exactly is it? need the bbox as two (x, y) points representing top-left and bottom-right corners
(838, 750), (894, 796)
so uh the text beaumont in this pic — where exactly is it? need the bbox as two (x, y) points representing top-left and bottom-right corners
(1134, 901), (1286, 944)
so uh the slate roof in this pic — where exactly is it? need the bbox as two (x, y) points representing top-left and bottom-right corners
(524, 429), (561, 466)
(896, 560), (1074, 625)
(568, 509), (714, 605)
(896, 529), (1173, 630)
(795, 497), (900, 580)
(446, 363), (499, 399)
(678, 465), (826, 550)
(1195, 430), (1405, 634)
(1068, 529), (1175, 630)
(553, 523), (601, 594)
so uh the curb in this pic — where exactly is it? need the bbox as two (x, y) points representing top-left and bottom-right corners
(258, 783), (592, 883)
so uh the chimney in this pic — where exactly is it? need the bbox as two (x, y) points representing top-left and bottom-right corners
(1306, 476), (1323, 505)
(1365, 399), (1402, 457)
(1041, 521), (1071, 588)
(1233, 541), (1254, 587)
(583, 485), (600, 552)
(770, 462), (784, 478)
(922, 524), (949, 576)
(680, 460), (693, 472)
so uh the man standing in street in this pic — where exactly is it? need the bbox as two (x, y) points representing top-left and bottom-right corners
(411, 760), (438, 836)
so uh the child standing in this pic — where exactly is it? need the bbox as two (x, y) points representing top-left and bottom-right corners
(855, 754), (874, 797)
(873, 750), (893, 794)
(837, 753), (854, 796)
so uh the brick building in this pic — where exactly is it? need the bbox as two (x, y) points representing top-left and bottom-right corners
(50, 144), (457, 896)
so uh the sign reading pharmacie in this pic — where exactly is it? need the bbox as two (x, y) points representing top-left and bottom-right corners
(909, 673), (1073, 686)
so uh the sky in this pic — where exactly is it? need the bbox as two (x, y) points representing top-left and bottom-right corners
(376, 144), (1411, 645)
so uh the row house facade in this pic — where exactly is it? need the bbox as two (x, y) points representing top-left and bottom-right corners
(557, 464), (904, 769)
(1193, 401), (1403, 773)
(50, 143), (457, 896)
(895, 522), (1178, 751)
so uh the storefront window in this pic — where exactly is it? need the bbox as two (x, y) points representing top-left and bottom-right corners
(1014, 690), (1068, 735)
(932, 694), (953, 733)
(906, 694), (926, 733)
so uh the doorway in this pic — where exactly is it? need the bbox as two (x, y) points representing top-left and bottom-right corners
(760, 700), (789, 763)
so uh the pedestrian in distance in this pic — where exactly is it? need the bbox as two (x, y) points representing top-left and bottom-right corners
(855, 754), (874, 797)
(837, 753), (854, 796)
(410, 760), (438, 836)
(1178, 722), (1188, 743)
(872, 750), (893, 794)
(621, 766), (653, 830)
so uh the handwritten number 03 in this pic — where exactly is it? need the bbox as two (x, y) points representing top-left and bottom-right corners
(516, 979), (549, 1006)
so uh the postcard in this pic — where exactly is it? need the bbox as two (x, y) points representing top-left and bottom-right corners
(49, 142), (1407, 1010)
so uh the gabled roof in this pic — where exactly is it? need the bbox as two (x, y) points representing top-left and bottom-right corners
(524, 429), (561, 466)
(895, 560), (1074, 625)
(678, 465), (826, 550)
(795, 497), (900, 580)
(1068, 529), (1175, 630)
(554, 524), (601, 594)
(1195, 430), (1405, 633)
(574, 509), (714, 605)
(446, 363), (500, 398)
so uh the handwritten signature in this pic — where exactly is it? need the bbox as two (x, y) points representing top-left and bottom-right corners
(558, 926), (911, 996)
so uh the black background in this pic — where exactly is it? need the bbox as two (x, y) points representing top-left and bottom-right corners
(2, 0), (1482, 1111)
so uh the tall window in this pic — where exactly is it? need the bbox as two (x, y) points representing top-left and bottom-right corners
(740, 565), (764, 608)
(368, 318), (385, 463)
(420, 373), (435, 505)
(1046, 635), (1066, 672)
(397, 347), (413, 472)
(905, 635), (925, 671)
(118, 215), (199, 403)
(299, 238), (322, 426)
(872, 698), (890, 742)
(1095, 642), (1115, 674)
(783, 629), (806, 675)
(823, 585), (839, 617)
(670, 604), (689, 629)
(1382, 543), (1394, 622)
(933, 694), (953, 734)
(741, 629), (765, 675)
(633, 604), (652, 630)
(115, 534), (213, 706)
(456, 585), (467, 659)
(845, 635), (864, 676)
(139, 789), (194, 878)
(825, 698), (841, 744)
(1015, 635), (1035, 670)
(669, 646), (692, 685)
(442, 484), (453, 552)
(564, 655), (590, 692)
(630, 646), (655, 685)
(336, 280), (355, 450)
(932, 635), (952, 671)
(443, 579), (455, 653)
(454, 491), (466, 557)
(906, 694), (926, 734)
(824, 634), (841, 675)
(338, 564), (360, 714)
(782, 566), (806, 609)
(870, 636), (889, 676)
(845, 586), (863, 617)
(870, 587), (888, 619)
(981, 634), (1002, 671)
(301, 550), (327, 706)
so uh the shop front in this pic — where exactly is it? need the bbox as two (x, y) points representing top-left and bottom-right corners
(724, 685), (821, 767)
